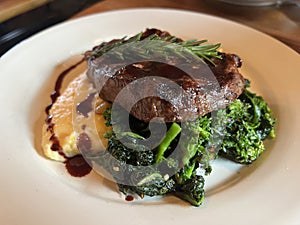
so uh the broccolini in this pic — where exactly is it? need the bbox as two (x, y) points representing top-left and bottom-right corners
(90, 86), (275, 206)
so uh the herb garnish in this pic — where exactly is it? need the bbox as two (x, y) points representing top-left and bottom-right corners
(85, 32), (222, 66)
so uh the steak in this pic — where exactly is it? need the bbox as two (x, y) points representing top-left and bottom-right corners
(86, 29), (245, 122)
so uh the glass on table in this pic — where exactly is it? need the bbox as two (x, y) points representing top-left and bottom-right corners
(217, 0), (300, 6)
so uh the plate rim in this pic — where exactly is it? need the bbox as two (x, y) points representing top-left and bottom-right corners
(1, 8), (300, 225)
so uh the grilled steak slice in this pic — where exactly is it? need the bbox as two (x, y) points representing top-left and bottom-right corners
(86, 29), (245, 122)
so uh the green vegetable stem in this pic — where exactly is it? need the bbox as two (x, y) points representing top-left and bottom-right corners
(155, 123), (181, 163)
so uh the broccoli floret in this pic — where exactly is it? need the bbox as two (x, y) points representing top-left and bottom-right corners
(219, 89), (276, 164)
(180, 116), (216, 174)
(178, 87), (276, 165)
(242, 89), (276, 140)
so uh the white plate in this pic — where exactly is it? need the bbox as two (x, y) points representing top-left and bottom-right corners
(1, 8), (300, 225)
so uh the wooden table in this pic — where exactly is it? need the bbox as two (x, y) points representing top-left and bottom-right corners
(74, 0), (300, 53)
(0, 0), (50, 22)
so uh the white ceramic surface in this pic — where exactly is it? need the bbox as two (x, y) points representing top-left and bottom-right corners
(1, 8), (300, 225)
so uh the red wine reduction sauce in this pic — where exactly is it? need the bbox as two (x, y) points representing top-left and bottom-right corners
(45, 58), (92, 177)
(77, 132), (92, 155)
(65, 155), (92, 177)
(76, 92), (97, 117)
(125, 195), (134, 202)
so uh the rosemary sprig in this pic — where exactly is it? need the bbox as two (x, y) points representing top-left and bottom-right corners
(183, 41), (222, 65)
(87, 32), (222, 66)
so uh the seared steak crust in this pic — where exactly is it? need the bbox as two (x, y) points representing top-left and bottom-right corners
(86, 29), (245, 122)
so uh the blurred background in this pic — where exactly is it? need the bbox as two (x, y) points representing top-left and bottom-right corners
(0, 0), (299, 56)
(0, 0), (102, 56)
